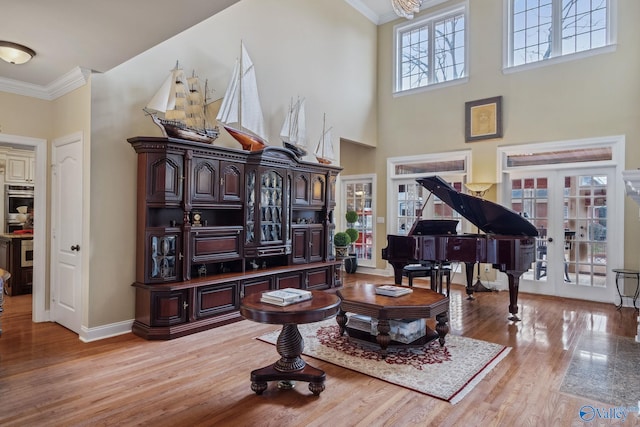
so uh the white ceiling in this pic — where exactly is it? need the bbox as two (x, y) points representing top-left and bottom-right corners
(0, 0), (420, 99)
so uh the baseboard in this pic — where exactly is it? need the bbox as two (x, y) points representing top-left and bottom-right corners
(80, 319), (134, 342)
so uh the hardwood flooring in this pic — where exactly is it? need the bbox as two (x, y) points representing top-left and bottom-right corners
(0, 273), (638, 426)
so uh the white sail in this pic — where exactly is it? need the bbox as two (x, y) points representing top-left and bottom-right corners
(314, 113), (335, 163)
(216, 42), (267, 142)
(146, 65), (186, 114)
(280, 98), (294, 142)
(280, 97), (306, 147)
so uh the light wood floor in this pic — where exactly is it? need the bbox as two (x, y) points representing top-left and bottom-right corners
(1, 273), (638, 427)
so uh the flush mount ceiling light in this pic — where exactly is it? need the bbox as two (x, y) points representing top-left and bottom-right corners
(392, 0), (423, 19)
(0, 41), (36, 65)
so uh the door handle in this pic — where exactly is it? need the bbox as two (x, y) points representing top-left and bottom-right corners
(71, 244), (80, 251)
(547, 238), (553, 243)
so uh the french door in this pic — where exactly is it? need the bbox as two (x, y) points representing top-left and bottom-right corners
(507, 168), (615, 302)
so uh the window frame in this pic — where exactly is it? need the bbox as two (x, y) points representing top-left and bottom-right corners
(386, 150), (473, 235)
(503, 0), (618, 73)
(393, 2), (469, 96)
(340, 174), (377, 268)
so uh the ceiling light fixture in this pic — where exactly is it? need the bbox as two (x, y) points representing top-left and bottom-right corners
(392, 0), (423, 19)
(0, 41), (36, 65)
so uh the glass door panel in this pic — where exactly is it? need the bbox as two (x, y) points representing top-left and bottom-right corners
(508, 169), (612, 300)
(563, 173), (608, 289)
(344, 179), (374, 264)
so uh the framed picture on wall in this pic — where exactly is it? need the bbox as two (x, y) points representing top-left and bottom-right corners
(465, 96), (503, 142)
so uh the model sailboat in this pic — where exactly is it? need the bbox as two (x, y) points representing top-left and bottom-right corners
(216, 42), (268, 151)
(280, 97), (307, 158)
(314, 113), (335, 165)
(145, 62), (219, 144)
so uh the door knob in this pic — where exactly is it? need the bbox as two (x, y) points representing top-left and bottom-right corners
(71, 244), (80, 251)
(547, 238), (553, 243)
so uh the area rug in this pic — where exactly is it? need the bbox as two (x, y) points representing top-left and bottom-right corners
(560, 331), (640, 406)
(257, 319), (511, 404)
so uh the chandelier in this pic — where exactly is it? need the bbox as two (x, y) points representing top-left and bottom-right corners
(391, 0), (423, 19)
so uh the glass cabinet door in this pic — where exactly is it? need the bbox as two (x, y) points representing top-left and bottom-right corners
(149, 233), (180, 281)
(260, 170), (283, 243)
(246, 170), (256, 244)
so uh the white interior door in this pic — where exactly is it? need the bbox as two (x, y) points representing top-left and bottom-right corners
(507, 167), (615, 302)
(51, 133), (83, 333)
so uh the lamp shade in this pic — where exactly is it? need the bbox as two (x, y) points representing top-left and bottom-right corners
(0, 41), (36, 65)
(464, 182), (493, 196)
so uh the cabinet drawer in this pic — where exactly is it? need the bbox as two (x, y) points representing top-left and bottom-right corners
(277, 272), (304, 289)
(241, 277), (273, 297)
(195, 282), (239, 319)
(306, 268), (330, 290)
(191, 227), (242, 263)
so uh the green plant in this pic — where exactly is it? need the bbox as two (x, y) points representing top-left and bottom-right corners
(345, 210), (359, 252)
(345, 210), (358, 225)
(345, 228), (359, 245)
(333, 231), (351, 247)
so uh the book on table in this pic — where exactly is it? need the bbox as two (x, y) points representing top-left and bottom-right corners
(375, 285), (413, 297)
(260, 288), (312, 306)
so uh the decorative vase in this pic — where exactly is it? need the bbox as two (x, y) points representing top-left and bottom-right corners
(335, 245), (349, 259)
(344, 253), (358, 274)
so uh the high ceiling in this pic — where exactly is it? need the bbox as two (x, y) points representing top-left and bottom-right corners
(0, 0), (411, 96)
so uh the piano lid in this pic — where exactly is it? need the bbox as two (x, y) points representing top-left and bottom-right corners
(416, 176), (538, 237)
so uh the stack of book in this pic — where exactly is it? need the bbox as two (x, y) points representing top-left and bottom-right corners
(375, 285), (413, 297)
(260, 288), (313, 306)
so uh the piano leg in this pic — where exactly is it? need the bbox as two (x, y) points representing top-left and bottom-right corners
(390, 262), (407, 285)
(507, 274), (521, 321)
(464, 262), (475, 300)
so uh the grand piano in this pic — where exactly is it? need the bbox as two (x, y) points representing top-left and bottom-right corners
(382, 176), (538, 321)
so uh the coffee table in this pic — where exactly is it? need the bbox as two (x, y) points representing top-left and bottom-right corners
(336, 283), (449, 357)
(240, 290), (340, 396)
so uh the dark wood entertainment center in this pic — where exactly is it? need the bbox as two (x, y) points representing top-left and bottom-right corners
(129, 137), (343, 339)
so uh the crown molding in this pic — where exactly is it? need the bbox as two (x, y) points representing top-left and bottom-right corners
(344, 0), (381, 24)
(0, 66), (90, 101)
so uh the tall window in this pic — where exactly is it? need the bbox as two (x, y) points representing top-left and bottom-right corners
(507, 0), (613, 68)
(394, 5), (467, 93)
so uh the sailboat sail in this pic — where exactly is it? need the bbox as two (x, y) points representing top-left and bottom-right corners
(145, 62), (219, 144)
(314, 113), (335, 165)
(280, 97), (307, 157)
(216, 42), (268, 151)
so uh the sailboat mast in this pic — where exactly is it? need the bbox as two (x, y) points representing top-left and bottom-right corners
(322, 113), (326, 157)
(238, 41), (243, 132)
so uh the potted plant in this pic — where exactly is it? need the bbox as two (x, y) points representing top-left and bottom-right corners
(333, 231), (351, 259)
(344, 210), (359, 273)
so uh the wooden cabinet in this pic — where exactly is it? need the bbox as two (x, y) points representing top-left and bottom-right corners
(5, 152), (35, 184)
(0, 236), (33, 296)
(292, 224), (324, 264)
(188, 155), (244, 206)
(129, 137), (342, 339)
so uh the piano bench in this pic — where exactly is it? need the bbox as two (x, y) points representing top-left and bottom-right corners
(402, 264), (451, 296)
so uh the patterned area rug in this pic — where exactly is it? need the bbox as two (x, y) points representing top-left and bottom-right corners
(257, 319), (511, 404)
